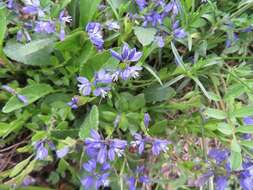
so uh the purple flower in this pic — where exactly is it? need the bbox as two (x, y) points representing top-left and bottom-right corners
(244, 117), (253, 125)
(111, 70), (121, 82)
(195, 172), (214, 186)
(59, 26), (65, 41)
(2, 85), (15, 94)
(110, 43), (143, 63)
(81, 160), (110, 189)
(83, 159), (97, 173)
(81, 176), (95, 188)
(155, 36), (165, 48)
(58, 11), (72, 41)
(108, 139), (127, 161)
(67, 97), (79, 109)
(106, 21), (120, 30)
(135, 0), (147, 10)
(97, 145), (107, 164)
(208, 149), (229, 165)
(151, 139), (169, 155)
(7, 0), (15, 9)
(86, 22), (104, 50)
(128, 177), (136, 190)
(242, 26), (253, 33)
(16, 30), (23, 42)
(17, 94), (28, 104)
(85, 130), (127, 163)
(132, 133), (146, 154)
(132, 134), (170, 156)
(164, 0), (179, 15)
(144, 113), (151, 128)
(238, 160), (253, 190)
(22, 6), (38, 15)
(93, 87), (111, 98)
(139, 176), (150, 184)
(34, 141), (48, 160)
(240, 177), (253, 190)
(56, 147), (69, 158)
(22, 176), (35, 186)
(215, 176), (228, 190)
(59, 11), (72, 24)
(77, 77), (92, 96)
(22, 0), (44, 17)
(101, 162), (111, 171)
(153, 0), (166, 6)
(95, 172), (110, 188)
(34, 21), (56, 34)
(94, 70), (113, 84)
(2, 85), (28, 104)
(172, 21), (186, 39)
(120, 66), (142, 80)
(225, 33), (238, 48)
(143, 11), (163, 27)
(241, 117), (253, 140)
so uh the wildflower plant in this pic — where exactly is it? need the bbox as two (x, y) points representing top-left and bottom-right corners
(0, 0), (253, 190)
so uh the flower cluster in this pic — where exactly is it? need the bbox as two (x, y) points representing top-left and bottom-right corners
(77, 70), (112, 98)
(134, 0), (186, 47)
(131, 133), (170, 156)
(81, 129), (127, 189)
(86, 21), (120, 50)
(127, 166), (151, 190)
(86, 22), (104, 50)
(5, 0), (71, 42)
(84, 129), (127, 163)
(198, 148), (253, 190)
(110, 43), (143, 81)
(81, 160), (111, 188)
(33, 140), (69, 160)
(69, 43), (143, 109)
(81, 124), (170, 190)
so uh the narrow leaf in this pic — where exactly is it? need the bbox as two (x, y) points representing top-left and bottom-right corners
(79, 105), (99, 139)
(2, 84), (53, 113)
(143, 64), (163, 85)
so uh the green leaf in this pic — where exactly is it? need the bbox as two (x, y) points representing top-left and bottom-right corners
(217, 122), (233, 135)
(4, 37), (56, 65)
(79, 105), (99, 139)
(170, 42), (186, 70)
(79, 0), (102, 26)
(9, 156), (32, 178)
(128, 94), (146, 111)
(55, 30), (87, 53)
(230, 151), (242, 170)
(143, 64), (163, 85)
(133, 27), (157, 46)
(240, 141), (253, 148)
(204, 108), (227, 120)
(231, 106), (253, 118)
(0, 7), (6, 47)
(231, 138), (241, 153)
(236, 125), (253, 133)
(2, 84), (54, 113)
(224, 84), (245, 100)
(80, 50), (118, 79)
(207, 91), (221, 101)
(0, 122), (9, 136)
(144, 85), (176, 103)
(192, 77), (212, 101)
